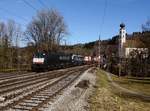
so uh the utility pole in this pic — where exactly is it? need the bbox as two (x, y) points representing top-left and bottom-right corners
(98, 35), (101, 68)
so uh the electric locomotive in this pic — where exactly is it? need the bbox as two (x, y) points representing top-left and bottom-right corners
(31, 51), (84, 71)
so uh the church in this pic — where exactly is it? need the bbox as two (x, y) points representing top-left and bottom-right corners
(118, 23), (148, 58)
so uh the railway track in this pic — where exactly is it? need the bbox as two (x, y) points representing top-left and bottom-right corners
(0, 72), (36, 80)
(0, 65), (89, 111)
(0, 65), (85, 82)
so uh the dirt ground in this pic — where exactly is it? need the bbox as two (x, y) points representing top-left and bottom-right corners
(45, 67), (96, 111)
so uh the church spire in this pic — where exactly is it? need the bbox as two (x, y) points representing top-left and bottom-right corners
(119, 23), (126, 58)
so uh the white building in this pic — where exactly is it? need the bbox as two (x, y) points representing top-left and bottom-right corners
(119, 23), (126, 58)
(119, 23), (148, 58)
(125, 48), (148, 58)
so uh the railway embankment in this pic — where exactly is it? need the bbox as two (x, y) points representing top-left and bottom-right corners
(46, 67), (97, 111)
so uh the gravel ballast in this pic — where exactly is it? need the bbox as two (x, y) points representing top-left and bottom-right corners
(46, 67), (96, 111)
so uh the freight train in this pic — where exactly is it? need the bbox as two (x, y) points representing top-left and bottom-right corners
(31, 51), (84, 71)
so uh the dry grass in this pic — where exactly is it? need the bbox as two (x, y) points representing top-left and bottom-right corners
(111, 74), (150, 95)
(0, 68), (18, 72)
(89, 70), (150, 111)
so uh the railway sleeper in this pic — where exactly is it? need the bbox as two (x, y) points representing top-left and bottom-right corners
(33, 95), (49, 99)
(23, 100), (42, 104)
(19, 102), (39, 107)
(13, 105), (33, 110)
(31, 97), (47, 101)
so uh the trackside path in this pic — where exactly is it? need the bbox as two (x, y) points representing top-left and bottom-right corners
(102, 70), (150, 101)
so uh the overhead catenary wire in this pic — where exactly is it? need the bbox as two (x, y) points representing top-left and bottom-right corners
(98, 0), (108, 67)
(99, 0), (108, 37)
(0, 7), (28, 22)
(0, 8), (27, 27)
(22, 0), (38, 12)
(38, 0), (48, 9)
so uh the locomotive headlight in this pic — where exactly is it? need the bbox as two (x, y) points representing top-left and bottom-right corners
(33, 58), (44, 64)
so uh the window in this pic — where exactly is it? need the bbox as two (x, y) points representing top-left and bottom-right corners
(34, 52), (45, 58)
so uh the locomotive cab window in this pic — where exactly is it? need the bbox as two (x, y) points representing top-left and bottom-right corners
(34, 53), (46, 58)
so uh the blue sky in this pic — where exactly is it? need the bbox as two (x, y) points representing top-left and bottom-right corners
(0, 0), (149, 46)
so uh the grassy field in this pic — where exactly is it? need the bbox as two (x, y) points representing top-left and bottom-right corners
(111, 74), (150, 95)
(89, 70), (150, 111)
(0, 68), (19, 72)
(0, 67), (30, 73)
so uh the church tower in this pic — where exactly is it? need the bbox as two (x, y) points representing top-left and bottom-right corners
(119, 23), (126, 58)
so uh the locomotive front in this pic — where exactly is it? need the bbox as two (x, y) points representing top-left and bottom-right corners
(31, 52), (47, 71)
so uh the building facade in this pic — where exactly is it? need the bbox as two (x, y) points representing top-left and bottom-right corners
(119, 23), (126, 58)
(118, 23), (148, 58)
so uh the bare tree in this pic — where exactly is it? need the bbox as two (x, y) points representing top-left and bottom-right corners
(6, 20), (17, 68)
(142, 19), (150, 32)
(0, 20), (23, 71)
(0, 22), (9, 69)
(0, 22), (6, 47)
(26, 9), (68, 51)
